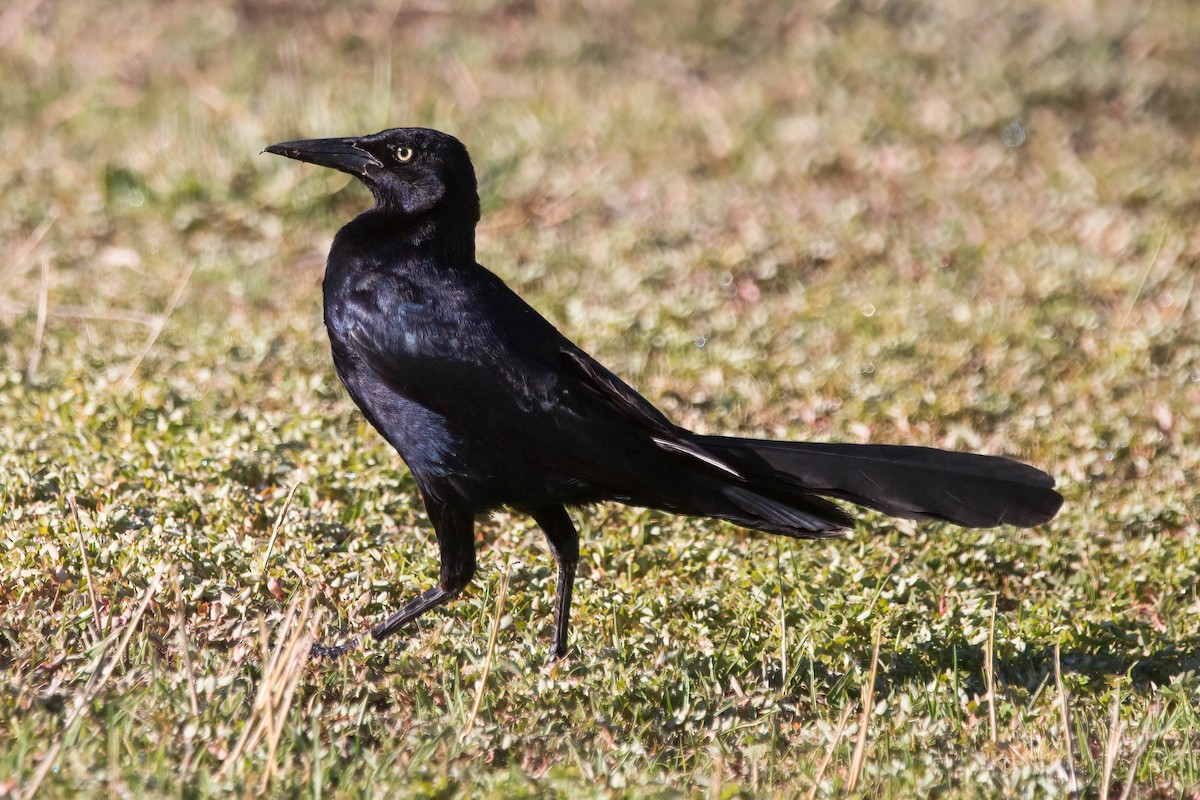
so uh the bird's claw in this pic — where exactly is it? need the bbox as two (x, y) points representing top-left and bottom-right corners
(309, 636), (361, 660)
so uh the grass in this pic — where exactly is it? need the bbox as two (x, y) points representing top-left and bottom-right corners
(2, 0), (1199, 796)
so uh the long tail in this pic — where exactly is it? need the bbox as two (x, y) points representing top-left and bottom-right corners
(692, 436), (1062, 534)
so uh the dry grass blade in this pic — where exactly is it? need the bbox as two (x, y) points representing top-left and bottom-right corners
(1117, 704), (1160, 800)
(709, 747), (723, 800)
(172, 565), (201, 718)
(51, 306), (162, 327)
(1119, 226), (1167, 332)
(807, 701), (855, 800)
(21, 577), (161, 800)
(1100, 683), (1125, 800)
(261, 481), (302, 576)
(0, 205), (57, 286)
(776, 540), (788, 686)
(222, 593), (314, 787)
(113, 260), (195, 391)
(462, 559), (512, 741)
(69, 494), (104, 643)
(847, 623), (883, 792)
(986, 594), (998, 745)
(23, 256), (49, 383)
(1054, 642), (1078, 795)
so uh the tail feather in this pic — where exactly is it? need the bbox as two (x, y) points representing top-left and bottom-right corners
(720, 485), (852, 537)
(696, 436), (1062, 529)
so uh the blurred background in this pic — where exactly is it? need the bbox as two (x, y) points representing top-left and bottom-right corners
(4, 1), (1196, 430)
(2, 0), (1198, 796)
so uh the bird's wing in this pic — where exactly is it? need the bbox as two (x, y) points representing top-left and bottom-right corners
(557, 348), (743, 479)
(337, 268), (740, 478)
(555, 348), (675, 437)
(340, 287), (544, 417)
(333, 268), (591, 427)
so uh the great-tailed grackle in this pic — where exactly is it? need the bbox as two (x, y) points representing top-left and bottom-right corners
(265, 128), (1062, 660)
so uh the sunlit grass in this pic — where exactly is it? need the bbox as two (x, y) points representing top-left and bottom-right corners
(2, 1), (1198, 797)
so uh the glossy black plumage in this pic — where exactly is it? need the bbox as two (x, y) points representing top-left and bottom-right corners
(265, 128), (1063, 660)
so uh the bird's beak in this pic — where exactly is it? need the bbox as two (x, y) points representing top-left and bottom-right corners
(263, 136), (382, 176)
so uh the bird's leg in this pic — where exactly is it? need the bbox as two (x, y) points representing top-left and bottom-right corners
(532, 506), (580, 662)
(312, 583), (463, 659)
(373, 500), (476, 642)
(370, 585), (458, 641)
(310, 636), (361, 660)
(311, 500), (476, 659)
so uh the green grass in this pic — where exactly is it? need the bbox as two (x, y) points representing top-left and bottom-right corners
(2, 0), (1199, 797)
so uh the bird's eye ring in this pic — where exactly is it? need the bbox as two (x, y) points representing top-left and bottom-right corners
(394, 146), (414, 162)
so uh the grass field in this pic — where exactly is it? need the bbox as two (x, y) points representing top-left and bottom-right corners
(2, 0), (1199, 796)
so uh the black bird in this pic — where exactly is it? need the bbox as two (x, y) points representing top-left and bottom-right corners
(265, 128), (1062, 660)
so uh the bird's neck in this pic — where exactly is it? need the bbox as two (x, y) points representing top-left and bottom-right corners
(401, 213), (476, 262)
(352, 206), (477, 264)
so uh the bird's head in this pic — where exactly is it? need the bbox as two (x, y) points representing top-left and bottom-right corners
(265, 127), (480, 223)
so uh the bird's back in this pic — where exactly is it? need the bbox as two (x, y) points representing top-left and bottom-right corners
(321, 211), (697, 512)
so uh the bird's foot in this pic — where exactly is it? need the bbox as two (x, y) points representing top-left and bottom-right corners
(545, 645), (570, 666)
(309, 636), (361, 660)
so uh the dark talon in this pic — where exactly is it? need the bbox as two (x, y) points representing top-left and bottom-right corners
(309, 636), (361, 660)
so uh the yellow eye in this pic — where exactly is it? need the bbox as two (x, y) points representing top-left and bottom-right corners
(394, 146), (414, 162)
